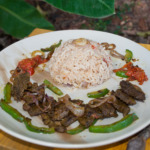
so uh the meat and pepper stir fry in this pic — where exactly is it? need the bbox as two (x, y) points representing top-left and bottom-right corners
(0, 72), (144, 134)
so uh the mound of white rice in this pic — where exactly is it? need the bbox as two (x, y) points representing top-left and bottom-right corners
(49, 38), (113, 88)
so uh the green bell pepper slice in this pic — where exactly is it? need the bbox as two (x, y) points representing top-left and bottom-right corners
(67, 125), (86, 135)
(116, 71), (129, 78)
(24, 118), (55, 134)
(87, 88), (109, 98)
(44, 79), (63, 96)
(67, 119), (97, 135)
(89, 113), (138, 133)
(4, 82), (12, 103)
(41, 40), (62, 52)
(125, 49), (133, 62)
(0, 100), (25, 122)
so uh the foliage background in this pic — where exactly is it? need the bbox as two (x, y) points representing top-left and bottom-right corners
(0, 0), (150, 51)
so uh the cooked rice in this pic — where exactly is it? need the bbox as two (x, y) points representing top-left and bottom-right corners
(49, 38), (113, 88)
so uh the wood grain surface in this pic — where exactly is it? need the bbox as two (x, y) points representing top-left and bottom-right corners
(0, 28), (150, 150)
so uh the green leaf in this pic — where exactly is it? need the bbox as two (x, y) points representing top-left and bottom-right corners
(0, 0), (54, 39)
(45, 0), (115, 18)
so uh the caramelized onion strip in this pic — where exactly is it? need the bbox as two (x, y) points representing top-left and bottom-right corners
(107, 44), (116, 50)
(110, 50), (125, 60)
(60, 94), (85, 117)
(101, 43), (109, 49)
(88, 95), (116, 108)
(101, 42), (124, 60)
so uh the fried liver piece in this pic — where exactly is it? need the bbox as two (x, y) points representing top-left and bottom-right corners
(115, 89), (136, 105)
(41, 113), (51, 125)
(78, 105), (96, 128)
(11, 72), (30, 101)
(41, 111), (67, 133)
(61, 113), (77, 127)
(53, 103), (69, 121)
(111, 98), (130, 117)
(98, 102), (118, 118)
(120, 80), (145, 101)
(28, 104), (43, 116)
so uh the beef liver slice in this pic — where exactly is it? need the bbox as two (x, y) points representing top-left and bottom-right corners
(120, 80), (145, 101)
(12, 72), (30, 101)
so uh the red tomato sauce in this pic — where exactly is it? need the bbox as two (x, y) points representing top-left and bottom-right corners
(17, 55), (48, 75)
(113, 62), (148, 85)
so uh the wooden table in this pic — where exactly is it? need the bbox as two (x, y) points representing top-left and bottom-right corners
(0, 28), (150, 150)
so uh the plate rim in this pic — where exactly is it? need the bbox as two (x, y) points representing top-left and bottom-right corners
(1, 120), (150, 148)
(1, 29), (149, 54)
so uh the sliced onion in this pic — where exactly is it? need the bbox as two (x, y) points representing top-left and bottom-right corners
(101, 43), (116, 50)
(107, 44), (116, 50)
(88, 95), (116, 108)
(101, 42), (124, 60)
(10, 70), (15, 75)
(101, 42), (109, 49)
(31, 50), (45, 57)
(110, 50), (125, 60)
(59, 94), (85, 117)
(28, 93), (50, 112)
(72, 38), (88, 46)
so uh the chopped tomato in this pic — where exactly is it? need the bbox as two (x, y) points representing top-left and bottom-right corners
(113, 62), (148, 85)
(17, 55), (48, 75)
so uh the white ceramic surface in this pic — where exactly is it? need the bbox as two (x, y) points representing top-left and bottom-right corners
(0, 30), (150, 148)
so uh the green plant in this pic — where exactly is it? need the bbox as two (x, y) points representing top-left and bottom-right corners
(0, 0), (115, 39)
(93, 19), (111, 31)
(114, 25), (122, 35)
(81, 19), (111, 31)
(116, 3), (134, 20)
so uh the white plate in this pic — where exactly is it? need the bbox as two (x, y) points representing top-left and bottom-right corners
(0, 30), (150, 148)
